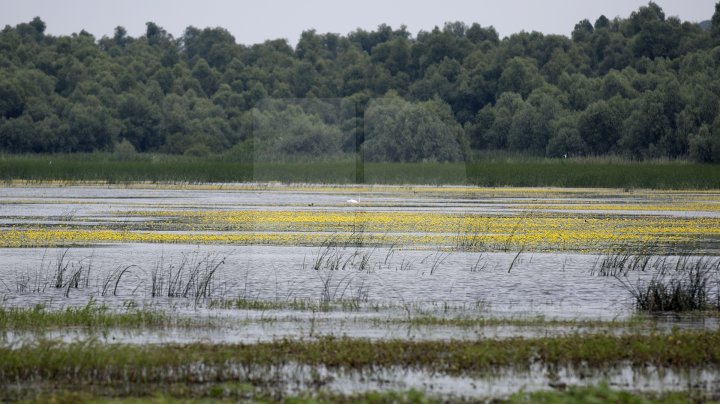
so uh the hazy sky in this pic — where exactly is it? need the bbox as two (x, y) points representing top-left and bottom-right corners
(1, 0), (716, 46)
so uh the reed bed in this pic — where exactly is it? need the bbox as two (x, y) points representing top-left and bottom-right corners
(7, 250), (226, 304)
(594, 250), (720, 312)
(2, 153), (720, 188)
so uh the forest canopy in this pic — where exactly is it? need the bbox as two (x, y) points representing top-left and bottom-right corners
(2, 3), (720, 162)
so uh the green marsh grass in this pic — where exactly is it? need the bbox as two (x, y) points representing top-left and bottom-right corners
(12, 388), (443, 403)
(0, 297), (655, 331)
(2, 331), (720, 385)
(0, 302), (174, 329)
(10, 386), (705, 403)
(388, 314), (652, 330)
(149, 252), (225, 304)
(465, 158), (720, 189)
(209, 297), (368, 312)
(509, 381), (698, 404)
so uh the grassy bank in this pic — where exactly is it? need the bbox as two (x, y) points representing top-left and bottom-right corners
(2, 153), (720, 188)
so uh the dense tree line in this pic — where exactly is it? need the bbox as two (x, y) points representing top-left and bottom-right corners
(2, 3), (720, 162)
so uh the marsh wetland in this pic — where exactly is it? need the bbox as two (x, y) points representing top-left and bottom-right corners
(2, 183), (720, 402)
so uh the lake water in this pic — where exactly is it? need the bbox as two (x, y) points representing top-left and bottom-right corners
(2, 184), (720, 399)
(4, 184), (719, 318)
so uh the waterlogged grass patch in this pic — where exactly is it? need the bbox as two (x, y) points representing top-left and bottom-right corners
(1, 331), (719, 386)
(509, 382), (697, 404)
(6, 385), (705, 403)
(0, 303), (179, 329)
(389, 314), (653, 330)
(5, 387), (444, 403)
(0, 296), (662, 331)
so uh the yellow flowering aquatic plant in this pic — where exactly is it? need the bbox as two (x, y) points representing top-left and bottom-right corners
(2, 209), (718, 251)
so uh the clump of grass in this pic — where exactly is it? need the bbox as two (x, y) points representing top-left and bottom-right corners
(310, 234), (375, 272)
(605, 252), (720, 312)
(455, 222), (487, 251)
(10, 250), (225, 304)
(149, 252), (225, 304)
(592, 248), (654, 277)
(100, 264), (137, 296)
(624, 256), (720, 312)
(13, 249), (94, 297)
(306, 236), (375, 309)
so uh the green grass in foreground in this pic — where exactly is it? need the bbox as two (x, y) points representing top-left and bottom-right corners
(15, 389), (436, 404)
(2, 331), (719, 386)
(2, 153), (720, 188)
(508, 382), (695, 404)
(12, 384), (700, 403)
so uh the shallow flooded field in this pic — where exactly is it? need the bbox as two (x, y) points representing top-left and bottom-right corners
(1, 183), (720, 400)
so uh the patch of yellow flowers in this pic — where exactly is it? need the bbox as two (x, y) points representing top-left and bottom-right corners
(2, 209), (719, 251)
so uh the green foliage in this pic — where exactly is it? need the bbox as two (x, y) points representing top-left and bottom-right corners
(579, 99), (623, 155)
(364, 95), (465, 162)
(688, 125), (720, 163)
(252, 102), (343, 161)
(0, 4), (719, 160)
(497, 57), (544, 99)
(112, 138), (137, 160)
(713, 2), (720, 40)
